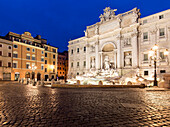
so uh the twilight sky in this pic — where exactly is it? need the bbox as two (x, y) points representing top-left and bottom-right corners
(0, 0), (169, 52)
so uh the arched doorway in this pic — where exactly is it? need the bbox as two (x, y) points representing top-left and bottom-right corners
(101, 42), (116, 70)
(37, 73), (41, 81)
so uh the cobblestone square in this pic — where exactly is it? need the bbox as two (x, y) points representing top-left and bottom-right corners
(0, 83), (170, 126)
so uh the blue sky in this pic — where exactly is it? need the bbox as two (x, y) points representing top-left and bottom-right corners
(0, 0), (169, 52)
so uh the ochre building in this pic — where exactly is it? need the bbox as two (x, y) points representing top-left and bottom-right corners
(3, 32), (58, 81)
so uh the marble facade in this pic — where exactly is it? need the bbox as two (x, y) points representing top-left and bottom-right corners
(68, 7), (170, 81)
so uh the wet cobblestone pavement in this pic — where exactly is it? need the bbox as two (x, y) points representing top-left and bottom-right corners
(0, 84), (170, 127)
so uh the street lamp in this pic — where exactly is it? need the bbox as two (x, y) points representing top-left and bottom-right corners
(149, 44), (168, 86)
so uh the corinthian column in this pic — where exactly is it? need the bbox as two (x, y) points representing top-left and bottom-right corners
(116, 35), (122, 68)
(95, 41), (100, 70)
(131, 31), (138, 68)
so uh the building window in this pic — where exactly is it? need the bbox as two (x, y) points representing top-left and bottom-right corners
(0, 51), (2, 56)
(26, 63), (30, 69)
(41, 51), (44, 54)
(32, 49), (35, 52)
(160, 52), (165, 60)
(41, 57), (44, 62)
(53, 69), (55, 73)
(143, 19), (147, 24)
(8, 53), (11, 57)
(0, 44), (2, 47)
(160, 70), (166, 73)
(45, 53), (47, 57)
(77, 48), (79, 53)
(8, 46), (11, 49)
(45, 68), (47, 72)
(13, 62), (17, 68)
(53, 49), (56, 53)
(41, 64), (44, 70)
(60, 72), (61, 74)
(63, 72), (64, 74)
(143, 54), (148, 61)
(84, 61), (86, 67)
(159, 15), (164, 19)
(71, 49), (73, 54)
(77, 62), (79, 67)
(53, 61), (55, 65)
(143, 32), (148, 41)
(159, 28), (165, 37)
(13, 52), (18, 58)
(144, 71), (148, 76)
(32, 55), (36, 60)
(27, 47), (30, 51)
(71, 62), (73, 68)
(77, 72), (79, 75)
(26, 54), (30, 59)
(53, 55), (55, 59)
(84, 47), (86, 52)
(13, 44), (18, 48)
(63, 68), (64, 70)
(45, 60), (47, 64)
(8, 62), (11, 67)
(0, 61), (2, 67)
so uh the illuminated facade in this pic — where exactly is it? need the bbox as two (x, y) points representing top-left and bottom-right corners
(4, 32), (58, 81)
(57, 51), (68, 80)
(68, 7), (170, 80)
(0, 38), (12, 80)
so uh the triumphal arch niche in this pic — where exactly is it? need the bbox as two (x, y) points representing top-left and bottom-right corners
(100, 42), (117, 70)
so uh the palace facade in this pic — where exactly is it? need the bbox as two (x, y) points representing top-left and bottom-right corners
(68, 7), (170, 80)
(1, 31), (58, 81)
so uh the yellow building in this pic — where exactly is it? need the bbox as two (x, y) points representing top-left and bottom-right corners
(5, 31), (58, 81)
(0, 38), (12, 80)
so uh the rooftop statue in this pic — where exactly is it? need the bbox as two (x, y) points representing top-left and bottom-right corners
(99, 7), (117, 23)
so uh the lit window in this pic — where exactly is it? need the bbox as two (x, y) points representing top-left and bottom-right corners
(26, 54), (30, 59)
(13, 52), (18, 58)
(32, 55), (36, 60)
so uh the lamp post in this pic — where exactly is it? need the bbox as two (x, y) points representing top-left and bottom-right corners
(149, 44), (168, 86)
